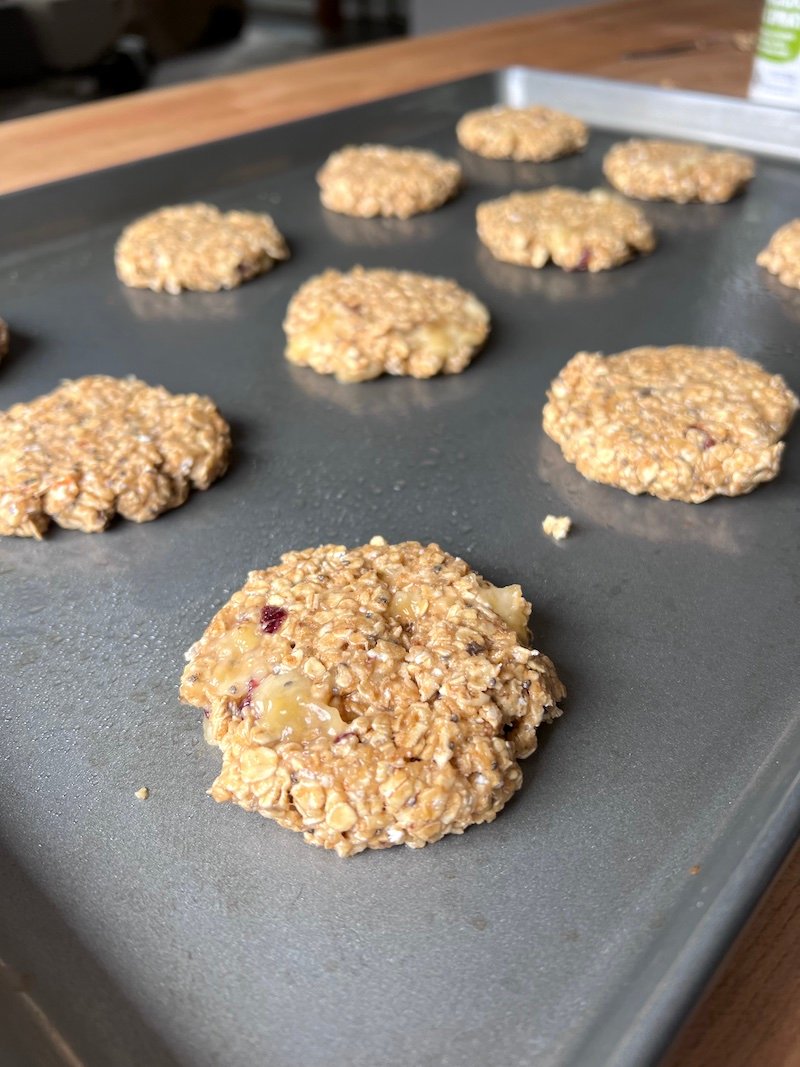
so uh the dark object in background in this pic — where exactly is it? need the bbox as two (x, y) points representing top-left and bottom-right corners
(93, 34), (151, 98)
(0, 1), (405, 119)
(0, 0), (246, 91)
(128, 0), (246, 58)
(0, 0), (247, 117)
(0, 2), (45, 83)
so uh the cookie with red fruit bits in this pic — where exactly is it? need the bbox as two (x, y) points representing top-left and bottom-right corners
(180, 537), (565, 857)
(543, 345), (798, 502)
(476, 187), (655, 272)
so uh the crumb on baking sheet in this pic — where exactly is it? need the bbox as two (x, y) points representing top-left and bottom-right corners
(688, 864), (701, 876)
(542, 514), (572, 541)
(135, 787), (150, 801)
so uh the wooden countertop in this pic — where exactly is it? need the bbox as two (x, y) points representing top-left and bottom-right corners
(0, 0), (763, 194)
(1, 1), (798, 1065)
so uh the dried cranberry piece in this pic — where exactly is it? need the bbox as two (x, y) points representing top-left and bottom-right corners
(240, 677), (259, 710)
(688, 424), (717, 450)
(576, 247), (592, 271)
(260, 604), (288, 634)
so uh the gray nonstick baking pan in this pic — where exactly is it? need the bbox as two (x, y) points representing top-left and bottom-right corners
(0, 68), (798, 1067)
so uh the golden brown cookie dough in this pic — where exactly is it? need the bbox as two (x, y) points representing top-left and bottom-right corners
(543, 346), (798, 503)
(180, 536), (565, 857)
(456, 105), (588, 162)
(283, 267), (490, 383)
(115, 203), (289, 294)
(476, 187), (655, 272)
(0, 375), (230, 538)
(317, 145), (461, 219)
(757, 219), (800, 290)
(602, 139), (754, 204)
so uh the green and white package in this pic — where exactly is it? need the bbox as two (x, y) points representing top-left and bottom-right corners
(750, 0), (800, 107)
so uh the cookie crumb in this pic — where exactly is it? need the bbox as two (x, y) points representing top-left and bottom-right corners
(135, 787), (150, 801)
(733, 31), (756, 53)
(688, 864), (701, 876)
(542, 515), (572, 541)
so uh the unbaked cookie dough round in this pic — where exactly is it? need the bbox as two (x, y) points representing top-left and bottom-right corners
(180, 537), (565, 857)
(456, 104), (588, 162)
(0, 375), (230, 537)
(115, 203), (289, 294)
(543, 345), (798, 503)
(317, 144), (461, 219)
(757, 219), (800, 290)
(283, 266), (490, 383)
(476, 187), (655, 272)
(602, 139), (754, 204)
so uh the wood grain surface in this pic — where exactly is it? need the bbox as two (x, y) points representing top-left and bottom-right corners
(662, 844), (800, 1067)
(0, 0), (760, 194)
(1, 2), (797, 1066)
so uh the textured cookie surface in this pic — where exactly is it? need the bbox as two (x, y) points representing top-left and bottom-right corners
(543, 346), (798, 503)
(284, 267), (490, 382)
(477, 187), (655, 272)
(456, 105), (588, 162)
(603, 139), (754, 204)
(0, 375), (230, 537)
(757, 219), (800, 290)
(317, 145), (461, 218)
(180, 537), (565, 857)
(115, 203), (289, 293)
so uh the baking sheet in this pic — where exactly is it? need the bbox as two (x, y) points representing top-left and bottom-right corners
(0, 69), (798, 1067)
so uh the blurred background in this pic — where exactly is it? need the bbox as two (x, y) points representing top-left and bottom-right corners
(0, 0), (596, 120)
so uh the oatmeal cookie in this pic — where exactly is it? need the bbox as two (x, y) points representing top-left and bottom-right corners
(115, 203), (289, 294)
(543, 346), (798, 503)
(283, 267), (490, 383)
(180, 537), (565, 857)
(317, 145), (461, 218)
(603, 139), (754, 204)
(476, 187), (655, 272)
(0, 375), (230, 537)
(456, 105), (588, 162)
(757, 219), (800, 290)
